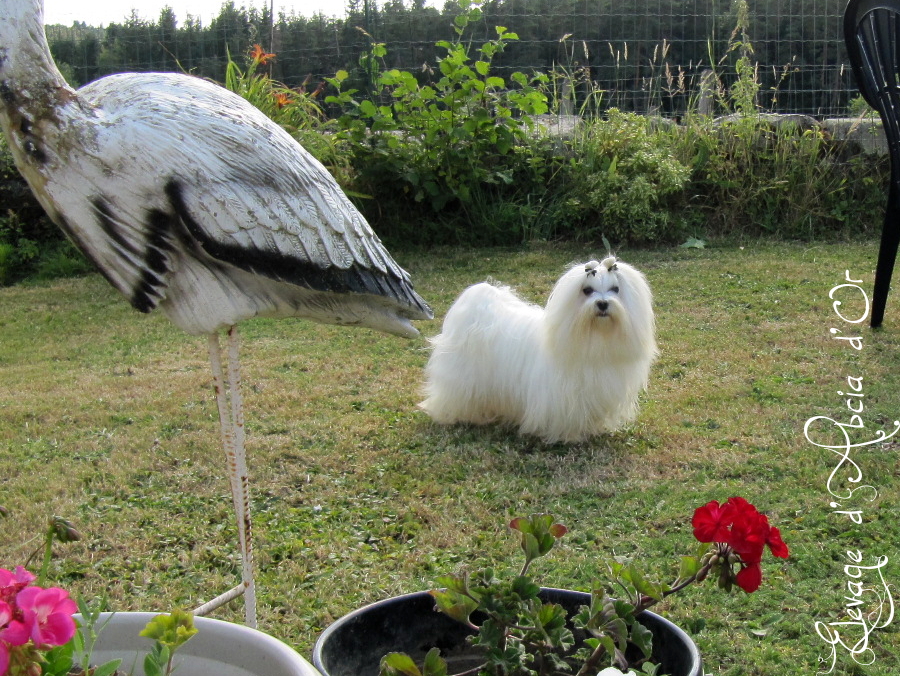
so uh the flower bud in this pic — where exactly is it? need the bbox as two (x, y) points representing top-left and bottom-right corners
(718, 562), (732, 589)
(51, 516), (82, 543)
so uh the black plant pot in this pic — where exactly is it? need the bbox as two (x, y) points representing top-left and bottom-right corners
(313, 588), (703, 676)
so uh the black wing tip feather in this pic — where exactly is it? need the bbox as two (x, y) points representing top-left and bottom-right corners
(164, 178), (433, 318)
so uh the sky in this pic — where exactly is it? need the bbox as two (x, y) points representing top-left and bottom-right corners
(43, 0), (354, 26)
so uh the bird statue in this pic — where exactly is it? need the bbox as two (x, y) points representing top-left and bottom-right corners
(0, 0), (432, 627)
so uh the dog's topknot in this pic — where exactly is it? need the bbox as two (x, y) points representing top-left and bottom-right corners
(584, 260), (600, 276)
(601, 256), (618, 272)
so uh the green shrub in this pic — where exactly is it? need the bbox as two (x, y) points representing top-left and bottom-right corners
(557, 110), (691, 243)
(0, 136), (88, 285)
(673, 114), (887, 239)
(325, 0), (553, 244)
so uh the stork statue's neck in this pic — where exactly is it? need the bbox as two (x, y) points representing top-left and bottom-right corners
(0, 0), (73, 101)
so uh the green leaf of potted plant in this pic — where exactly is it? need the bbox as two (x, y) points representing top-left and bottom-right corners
(313, 497), (789, 676)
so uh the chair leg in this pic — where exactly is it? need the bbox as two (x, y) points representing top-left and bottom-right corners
(871, 206), (900, 328)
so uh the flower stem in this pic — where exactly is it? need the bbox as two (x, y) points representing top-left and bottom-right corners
(633, 558), (716, 614)
(37, 522), (55, 586)
(575, 641), (619, 676)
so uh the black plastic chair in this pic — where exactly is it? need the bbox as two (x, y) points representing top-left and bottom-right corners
(845, 0), (900, 327)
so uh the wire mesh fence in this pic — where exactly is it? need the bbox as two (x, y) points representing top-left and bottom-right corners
(46, 0), (856, 118)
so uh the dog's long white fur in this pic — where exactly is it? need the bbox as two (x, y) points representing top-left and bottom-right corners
(420, 257), (657, 442)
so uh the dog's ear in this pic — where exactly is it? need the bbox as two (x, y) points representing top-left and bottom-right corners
(601, 256), (618, 272)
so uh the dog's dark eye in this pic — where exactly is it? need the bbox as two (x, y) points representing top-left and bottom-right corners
(610, 286), (620, 294)
(582, 288), (593, 296)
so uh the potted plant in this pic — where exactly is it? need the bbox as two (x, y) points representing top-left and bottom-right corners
(313, 497), (789, 676)
(1, 541), (318, 676)
(71, 610), (321, 676)
(0, 568), (320, 676)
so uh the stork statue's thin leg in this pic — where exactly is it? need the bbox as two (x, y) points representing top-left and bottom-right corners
(194, 326), (257, 627)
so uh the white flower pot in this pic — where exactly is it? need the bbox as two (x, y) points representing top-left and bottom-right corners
(76, 612), (320, 676)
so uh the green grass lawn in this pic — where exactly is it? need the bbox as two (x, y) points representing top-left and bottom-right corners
(1, 241), (898, 675)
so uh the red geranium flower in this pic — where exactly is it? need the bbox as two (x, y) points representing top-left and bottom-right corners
(727, 506), (767, 559)
(692, 497), (789, 593)
(735, 562), (763, 593)
(691, 499), (736, 543)
(766, 526), (789, 558)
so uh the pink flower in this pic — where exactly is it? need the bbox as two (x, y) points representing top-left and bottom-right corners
(0, 568), (36, 605)
(14, 586), (77, 647)
(0, 601), (29, 646)
(1, 599), (30, 676)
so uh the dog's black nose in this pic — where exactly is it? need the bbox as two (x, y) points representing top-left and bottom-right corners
(596, 300), (609, 313)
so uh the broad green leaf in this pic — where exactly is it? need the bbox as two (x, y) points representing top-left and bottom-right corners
(605, 617), (629, 649)
(380, 652), (423, 676)
(548, 523), (568, 538)
(92, 661), (123, 676)
(508, 516), (529, 533)
(422, 647), (448, 676)
(359, 100), (378, 117)
(430, 588), (478, 625)
(511, 575), (541, 600)
(144, 652), (164, 676)
(434, 574), (469, 595)
(521, 532), (541, 561)
(678, 555), (701, 581)
(630, 620), (654, 658)
(475, 60), (490, 76)
(626, 564), (664, 601)
(598, 634), (617, 663)
(612, 598), (636, 621)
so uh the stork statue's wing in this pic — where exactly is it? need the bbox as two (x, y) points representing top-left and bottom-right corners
(59, 73), (430, 336)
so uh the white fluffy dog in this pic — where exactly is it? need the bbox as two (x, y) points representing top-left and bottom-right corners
(420, 257), (657, 442)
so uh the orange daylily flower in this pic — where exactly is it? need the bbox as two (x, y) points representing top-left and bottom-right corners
(273, 92), (292, 108)
(249, 44), (275, 64)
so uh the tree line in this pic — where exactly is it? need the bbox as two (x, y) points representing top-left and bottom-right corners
(46, 0), (851, 117)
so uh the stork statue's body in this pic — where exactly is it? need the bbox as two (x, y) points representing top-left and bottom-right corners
(0, 0), (432, 626)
